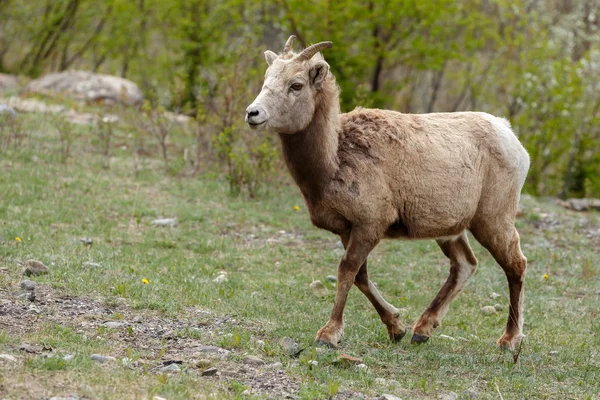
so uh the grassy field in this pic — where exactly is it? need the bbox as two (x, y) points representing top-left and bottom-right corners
(1, 112), (599, 400)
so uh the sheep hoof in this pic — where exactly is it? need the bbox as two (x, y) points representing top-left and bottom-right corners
(410, 333), (430, 344)
(389, 331), (406, 343)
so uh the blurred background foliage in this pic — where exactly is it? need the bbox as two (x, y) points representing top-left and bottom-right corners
(0, 0), (599, 198)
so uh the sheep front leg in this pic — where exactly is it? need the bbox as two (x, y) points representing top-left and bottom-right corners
(315, 227), (380, 347)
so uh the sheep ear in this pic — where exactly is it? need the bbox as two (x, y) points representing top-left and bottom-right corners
(309, 60), (329, 90)
(264, 50), (277, 66)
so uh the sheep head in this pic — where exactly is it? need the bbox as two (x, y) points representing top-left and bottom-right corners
(245, 36), (333, 134)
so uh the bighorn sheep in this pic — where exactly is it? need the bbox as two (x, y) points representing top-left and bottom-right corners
(245, 36), (530, 350)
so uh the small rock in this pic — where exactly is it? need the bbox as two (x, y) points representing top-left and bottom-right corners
(465, 387), (479, 399)
(200, 367), (218, 376)
(0, 354), (17, 362)
(325, 275), (337, 283)
(152, 218), (178, 227)
(439, 334), (456, 341)
(48, 396), (79, 400)
(334, 240), (344, 249)
(19, 280), (36, 291)
(308, 360), (318, 367)
(213, 274), (228, 283)
(90, 354), (115, 363)
(132, 315), (143, 323)
(23, 260), (49, 276)
(309, 280), (324, 289)
(279, 337), (299, 355)
(549, 350), (559, 356)
(80, 237), (93, 245)
(63, 354), (74, 361)
(493, 303), (504, 312)
(376, 395), (402, 400)
(160, 363), (181, 372)
(103, 321), (125, 329)
(191, 345), (230, 357)
(153, 396), (167, 400)
(19, 344), (37, 354)
(336, 353), (363, 365)
(83, 261), (101, 268)
(356, 363), (368, 371)
(243, 355), (265, 365)
(480, 306), (497, 315)
(255, 339), (265, 349)
(438, 392), (458, 400)
(268, 361), (283, 370)
(489, 292), (501, 299)
(0, 105), (17, 115)
(18, 292), (36, 302)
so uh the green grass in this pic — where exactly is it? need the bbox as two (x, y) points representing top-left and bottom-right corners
(1, 113), (599, 399)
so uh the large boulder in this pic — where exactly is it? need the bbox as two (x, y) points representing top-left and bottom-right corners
(25, 71), (142, 105)
(0, 73), (20, 92)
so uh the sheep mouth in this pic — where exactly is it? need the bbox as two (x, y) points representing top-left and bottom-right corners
(247, 121), (266, 129)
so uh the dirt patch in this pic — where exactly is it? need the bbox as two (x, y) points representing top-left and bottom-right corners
(0, 284), (338, 399)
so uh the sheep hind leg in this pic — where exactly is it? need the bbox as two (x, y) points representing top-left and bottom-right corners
(411, 231), (478, 344)
(354, 260), (406, 342)
(471, 224), (527, 351)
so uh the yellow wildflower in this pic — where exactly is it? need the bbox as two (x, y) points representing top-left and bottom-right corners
(543, 273), (549, 280)
(293, 205), (300, 211)
(15, 237), (22, 242)
(142, 278), (149, 284)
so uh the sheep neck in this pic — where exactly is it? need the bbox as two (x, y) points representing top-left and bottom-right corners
(278, 85), (340, 205)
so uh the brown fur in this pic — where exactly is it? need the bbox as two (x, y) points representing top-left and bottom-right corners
(246, 38), (530, 350)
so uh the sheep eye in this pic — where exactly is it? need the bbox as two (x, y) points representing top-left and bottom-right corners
(290, 83), (303, 91)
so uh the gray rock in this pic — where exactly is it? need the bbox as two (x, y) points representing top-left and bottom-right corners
(103, 321), (125, 329)
(152, 218), (178, 227)
(18, 292), (36, 302)
(19, 280), (36, 291)
(90, 354), (115, 363)
(0, 354), (17, 362)
(243, 355), (266, 365)
(0, 104), (16, 116)
(438, 392), (458, 400)
(48, 396), (79, 400)
(493, 303), (504, 312)
(23, 260), (49, 276)
(334, 241), (344, 249)
(268, 361), (283, 370)
(200, 367), (218, 376)
(279, 337), (299, 355)
(376, 395), (402, 400)
(356, 363), (368, 371)
(465, 388), (479, 399)
(212, 274), (228, 283)
(481, 305), (497, 315)
(63, 354), (74, 361)
(160, 363), (180, 372)
(325, 275), (337, 283)
(26, 70), (142, 106)
(19, 344), (37, 353)
(191, 345), (230, 357)
(132, 315), (143, 323)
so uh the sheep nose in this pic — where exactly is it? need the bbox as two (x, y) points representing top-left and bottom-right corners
(245, 105), (266, 126)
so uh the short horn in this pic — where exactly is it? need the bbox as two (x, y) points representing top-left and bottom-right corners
(283, 35), (296, 53)
(294, 41), (333, 62)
